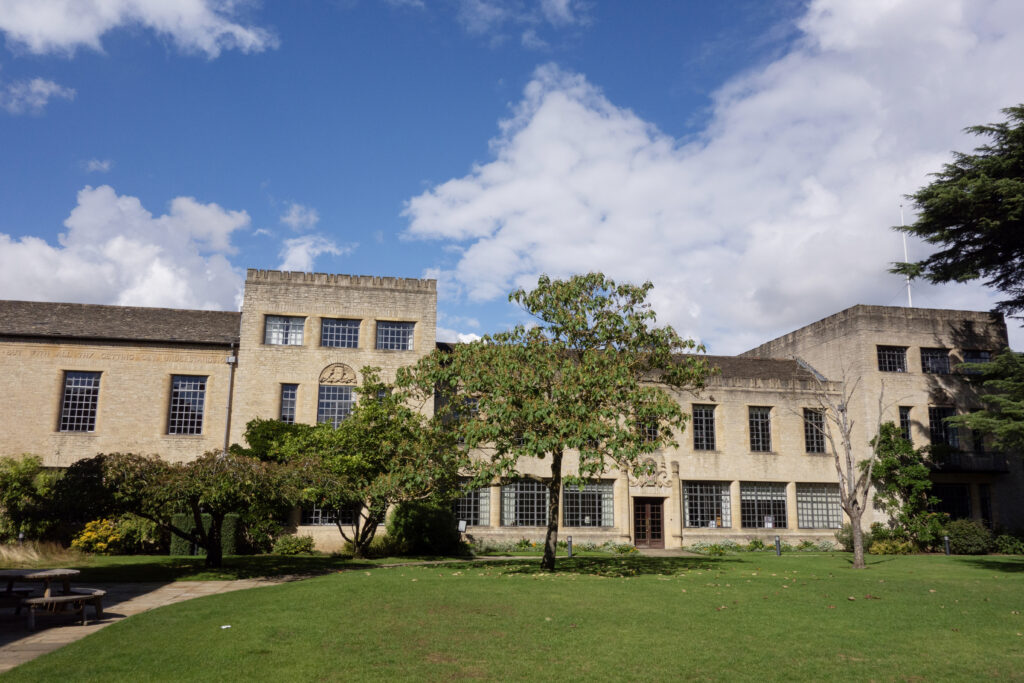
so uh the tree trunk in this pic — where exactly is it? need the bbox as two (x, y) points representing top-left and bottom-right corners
(849, 509), (866, 570)
(205, 512), (224, 568)
(541, 450), (563, 572)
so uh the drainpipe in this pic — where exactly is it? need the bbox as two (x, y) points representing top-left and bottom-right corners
(223, 340), (238, 453)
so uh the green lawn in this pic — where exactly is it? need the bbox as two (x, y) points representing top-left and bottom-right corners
(6, 554), (1024, 681)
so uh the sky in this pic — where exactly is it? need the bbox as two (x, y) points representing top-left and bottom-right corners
(1, 0), (1022, 353)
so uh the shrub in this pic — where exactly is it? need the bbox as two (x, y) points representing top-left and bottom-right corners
(816, 540), (835, 552)
(835, 523), (874, 552)
(386, 501), (465, 556)
(71, 519), (121, 554)
(746, 538), (768, 552)
(869, 539), (914, 555)
(944, 519), (992, 555)
(168, 513), (241, 556)
(605, 542), (638, 555)
(272, 534), (316, 555)
(342, 534), (402, 558)
(993, 533), (1024, 555)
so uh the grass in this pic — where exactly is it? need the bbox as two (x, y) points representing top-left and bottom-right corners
(5, 554), (1024, 681)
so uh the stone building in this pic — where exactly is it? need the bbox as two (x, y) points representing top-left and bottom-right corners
(0, 270), (1018, 551)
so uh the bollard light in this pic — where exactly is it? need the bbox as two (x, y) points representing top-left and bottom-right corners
(18, 531), (25, 546)
(567, 535), (573, 558)
(943, 535), (951, 555)
(774, 535), (781, 556)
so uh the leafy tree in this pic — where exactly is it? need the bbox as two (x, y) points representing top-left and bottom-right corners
(868, 422), (945, 549)
(403, 273), (711, 571)
(0, 455), (61, 542)
(892, 105), (1024, 316)
(102, 451), (296, 567)
(273, 368), (463, 558)
(949, 349), (1024, 454)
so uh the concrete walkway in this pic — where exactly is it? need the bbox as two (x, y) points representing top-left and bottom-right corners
(0, 578), (290, 675)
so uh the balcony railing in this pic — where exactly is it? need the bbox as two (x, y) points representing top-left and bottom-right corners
(927, 449), (1010, 473)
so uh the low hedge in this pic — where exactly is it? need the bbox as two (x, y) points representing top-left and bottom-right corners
(169, 513), (241, 556)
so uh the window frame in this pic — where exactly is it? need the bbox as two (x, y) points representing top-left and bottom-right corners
(500, 479), (549, 527)
(740, 481), (787, 529)
(899, 406), (913, 442)
(320, 318), (360, 348)
(58, 371), (101, 432)
(921, 347), (951, 375)
(796, 483), (842, 529)
(279, 383), (298, 424)
(748, 406), (772, 452)
(317, 385), (353, 428)
(563, 482), (614, 528)
(453, 483), (490, 527)
(264, 315), (306, 346)
(683, 481), (731, 528)
(375, 321), (415, 351)
(692, 404), (716, 451)
(803, 408), (826, 453)
(928, 406), (959, 449)
(167, 375), (207, 435)
(877, 345), (908, 373)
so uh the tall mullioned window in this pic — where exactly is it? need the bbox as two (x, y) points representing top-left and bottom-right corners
(168, 375), (206, 435)
(683, 481), (731, 528)
(899, 406), (913, 442)
(877, 346), (908, 372)
(921, 348), (951, 374)
(264, 315), (305, 345)
(501, 479), (548, 527)
(929, 406), (959, 448)
(317, 385), (353, 427)
(279, 384), (297, 423)
(376, 321), (415, 350)
(58, 371), (101, 432)
(321, 318), (360, 348)
(740, 482), (787, 528)
(563, 482), (614, 527)
(803, 409), (825, 453)
(692, 405), (716, 451)
(749, 406), (772, 452)
(796, 483), (842, 529)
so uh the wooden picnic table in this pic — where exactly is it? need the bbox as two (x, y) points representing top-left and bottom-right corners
(0, 568), (80, 598)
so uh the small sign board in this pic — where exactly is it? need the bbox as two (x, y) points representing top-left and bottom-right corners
(458, 520), (468, 533)
(763, 515), (774, 529)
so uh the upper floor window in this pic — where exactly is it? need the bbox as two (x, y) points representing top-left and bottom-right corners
(637, 420), (659, 443)
(748, 406), (772, 452)
(899, 406), (913, 442)
(877, 346), (907, 372)
(168, 375), (206, 435)
(264, 315), (305, 346)
(803, 409), (826, 453)
(59, 371), (101, 432)
(279, 384), (298, 424)
(321, 318), (360, 348)
(376, 321), (414, 350)
(928, 406), (959, 449)
(692, 404), (716, 451)
(921, 348), (951, 374)
(962, 350), (992, 374)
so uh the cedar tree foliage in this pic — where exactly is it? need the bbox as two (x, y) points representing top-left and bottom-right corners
(949, 349), (1024, 454)
(401, 273), (711, 571)
(893, 105), (1024, 316)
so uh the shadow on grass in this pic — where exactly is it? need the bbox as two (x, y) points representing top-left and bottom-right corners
(449, 555), (738, 577)
(66, 555), (382, 583)
(957, 556), (1024, 573)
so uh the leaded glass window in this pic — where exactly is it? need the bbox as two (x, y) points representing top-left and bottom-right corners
(740, 481), (787, 528)
(501, 479), (548, 527)
(796, 483), (842, 529)
(921, 348), (951, 374)
(321, 318), (360, 348)
(279, 384), (297, 423)
(317, 385), (353, 427)
(168, 375), (206, 435)
(683, 481), (731, 528)
(749, 406), (772, 452)
(692, 405), (716, 451)
(803, 408), (825, 453)
(376, 321), (415, 350)
(877, 346), (907, 372)
(563, 482), (613, 527)
(59, 371), (100, 432)
(264, 315), (305, 345)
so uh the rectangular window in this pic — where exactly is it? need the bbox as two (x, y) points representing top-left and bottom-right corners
(796, 483), (842, 529)
(877, 346), (908, 372)
(321, 318), (360, 348)
(749, 406), (772, 452)
(58, 371), (101, 432)
(317, 385), (353, 427)
(740, 482), (787, 528)
(931, 483), (971, 521)
(453, 484), (490, 527)
(376, 321), (415, 350)
(929, 406), (959, 448)
(962, 350), (992, 375)
(899, 406), (913, 442)
(683, 481), (731, 528)
(301, 503), (378, 526)
(637, 420), (658, 443)
(563, 482), (614, 527)
(803, 409), (826, 453)
(692, 405), (716, 451)
(264, 315), (305, 345)
(279, 384), (297, 424)
(168, 375), (206, 435)
(921, 348), (951, 374)
(501, 479), (548, 526)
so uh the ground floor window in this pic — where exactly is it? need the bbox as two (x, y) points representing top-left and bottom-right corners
(796, 483), (842, 529)
(683, 481), (731, 528)
(932, 483), (972, 520)
(453, 484), (490, 527)
(740, 482), (787, 528)
(501, 479), (548, 527)
(563, 482), (613, 527)
(300, 503), (383, 526)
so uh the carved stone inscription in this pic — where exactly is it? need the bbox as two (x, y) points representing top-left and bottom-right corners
(319, 363), (357, 385)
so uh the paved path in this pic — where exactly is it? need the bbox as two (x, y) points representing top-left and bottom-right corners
(0, 578), (291, 675)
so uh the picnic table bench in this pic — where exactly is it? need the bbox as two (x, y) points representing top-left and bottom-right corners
(22, 588), (106, 630)
(0, 569), (106, 629)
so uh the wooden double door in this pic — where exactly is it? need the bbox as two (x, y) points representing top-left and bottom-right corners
(633, 497), (664, 549)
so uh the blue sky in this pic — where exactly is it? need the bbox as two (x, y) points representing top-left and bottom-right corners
(1, 0), (1022, 352)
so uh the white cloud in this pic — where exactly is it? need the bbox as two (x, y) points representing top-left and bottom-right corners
(280, 202), (320, 231)
(456, 0), (588, 40)
(520, 29), (547, 50)
(83, 158), (113, 173)
(278, 235), (353, 272)
(0, 185), (248, 309)
(382, 0), (425, 9)
(0, 0), (278, 58)
(437, 327), (483, 343)
(0, 77), (74, 114)
(404, 0), (1024, 353)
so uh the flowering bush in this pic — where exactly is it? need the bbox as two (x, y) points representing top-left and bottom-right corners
(71, 519), (121, 554)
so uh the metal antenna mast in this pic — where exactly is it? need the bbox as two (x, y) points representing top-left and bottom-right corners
(900, 203), (912, 307)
